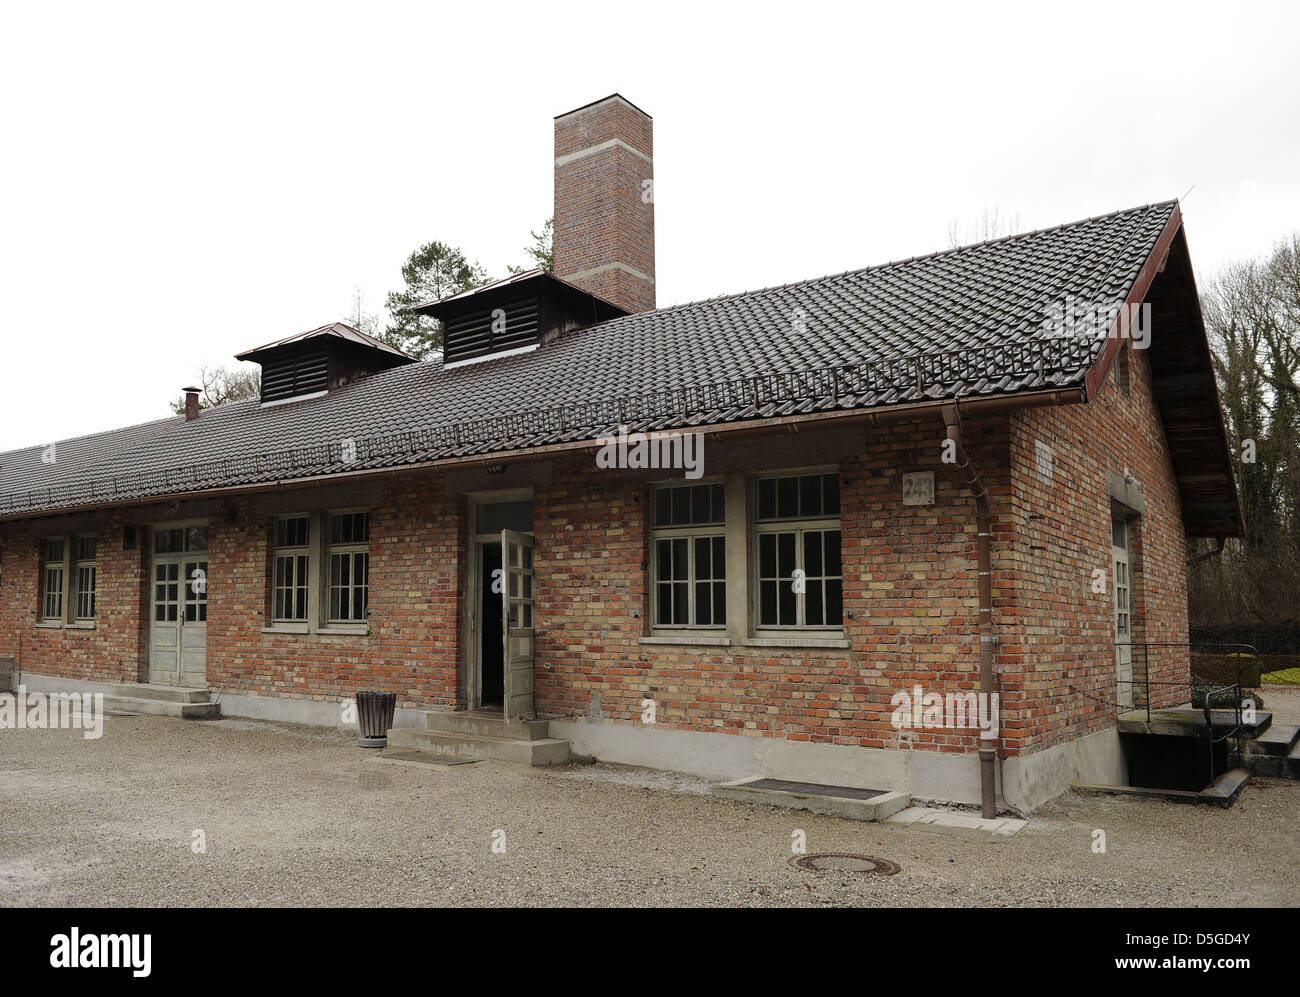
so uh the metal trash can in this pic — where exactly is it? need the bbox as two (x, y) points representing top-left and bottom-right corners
(355, 690), (397, 748)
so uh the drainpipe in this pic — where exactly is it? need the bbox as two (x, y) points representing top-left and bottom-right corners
(940, 403), (997, 819)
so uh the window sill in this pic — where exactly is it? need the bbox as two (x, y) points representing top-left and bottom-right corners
(640, 634), (731, 647)
(67, 621), (96, 630)
(261, 623), (371, 637)
(744, 635), (850, 650)
(35, 621), (64, 630)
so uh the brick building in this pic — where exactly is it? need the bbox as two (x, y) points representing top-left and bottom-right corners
(0, 94), (1241, 813)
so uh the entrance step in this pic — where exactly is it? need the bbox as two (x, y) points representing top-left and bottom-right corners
(104, 683), (220, 719)
(1236, 723), (1300, 779)
(425, 711), (552, 741)
(711, 777), (911, 822)
(387, 714), (569, 766)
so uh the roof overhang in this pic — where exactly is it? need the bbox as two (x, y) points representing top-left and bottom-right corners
(1083, 205), (1244, 539)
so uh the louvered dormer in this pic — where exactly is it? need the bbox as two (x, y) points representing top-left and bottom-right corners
(415, 270), (627, 367)
(235, 323), (416, 405)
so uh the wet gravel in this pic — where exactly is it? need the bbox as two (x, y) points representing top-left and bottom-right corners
(1, 709), (1296, 907)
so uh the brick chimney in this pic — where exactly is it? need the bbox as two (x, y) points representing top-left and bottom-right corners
(183, 386), (200, 421)
(553, 94), (655, 314)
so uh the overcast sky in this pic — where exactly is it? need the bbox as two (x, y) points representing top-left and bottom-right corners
(1, 0), (1296, 453)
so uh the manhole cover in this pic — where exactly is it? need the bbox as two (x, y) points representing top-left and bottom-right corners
(788, 853), (901, 875)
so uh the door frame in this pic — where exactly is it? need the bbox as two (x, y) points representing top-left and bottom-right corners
(462, 490), (533, 711)
(147, 518), (211, 688)
(1112, 516), (1133, 709)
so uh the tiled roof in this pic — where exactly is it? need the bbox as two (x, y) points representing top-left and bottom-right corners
(0, 201), (1178, 516)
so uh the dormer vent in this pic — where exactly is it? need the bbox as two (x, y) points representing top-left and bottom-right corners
(235, 322), (416, 405)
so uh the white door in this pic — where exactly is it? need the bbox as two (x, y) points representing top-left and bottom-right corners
(1112, 517), (1133, 709)
(501, 529), (535, 721)
(149, 526), (208, 688)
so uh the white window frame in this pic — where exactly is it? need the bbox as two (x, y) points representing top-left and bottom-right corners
(271, 513), (311, 623)
(41, 537), (66, 622)
(325, 509), (370, 625)
(73, 534), (97, 621)
(650, 480), (727, 631)
(751, 469), (843, 632)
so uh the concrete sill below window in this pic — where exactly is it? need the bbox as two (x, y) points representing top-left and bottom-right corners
(35, 621), (64, 630)
(66, 621), (96, 630)
(640, 634), (732, 647)
(262, 624), (370, 637)
(744, 636), (851, 650)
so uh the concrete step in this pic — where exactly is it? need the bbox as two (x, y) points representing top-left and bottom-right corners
(1238, 740), (1300, 779)
(112, 683), (210, 704)
(1241, 723), (1300, 757)
(424, 711), (551, 741)
(103, 695), (220, 719)
(386, 727), (570, 766)
(1200, 767), (1252, 807)
(711, 777), (911, 822)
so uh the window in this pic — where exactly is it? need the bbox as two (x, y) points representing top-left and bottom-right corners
(327, 511), (369, 623)
(651, 482), (725, 628)
(753, 472), (842, 629)
(38, 534), (98, 624)
(42, 538), (65, 621)
(74, 536), (96, 620)
(272, 515), (310, 622)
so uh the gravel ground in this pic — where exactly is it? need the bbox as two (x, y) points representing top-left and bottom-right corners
(1, 702), (1297, 908)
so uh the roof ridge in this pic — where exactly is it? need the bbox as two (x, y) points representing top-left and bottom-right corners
(616, 199), (1180, 326)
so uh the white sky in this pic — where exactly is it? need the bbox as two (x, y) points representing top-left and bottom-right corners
(1, 0), (1297, 452)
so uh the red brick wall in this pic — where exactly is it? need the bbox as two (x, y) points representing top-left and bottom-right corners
(0, 509), (149, 684)
(553, 95), (655, 314)
(0, 348), (1190, 765)
(1005, 341), (1190, 755)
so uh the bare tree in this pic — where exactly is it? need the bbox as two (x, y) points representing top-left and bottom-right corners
(169, 364), (261, 415)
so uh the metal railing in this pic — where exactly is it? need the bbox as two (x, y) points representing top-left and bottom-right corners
(0, 335), (1098, 516)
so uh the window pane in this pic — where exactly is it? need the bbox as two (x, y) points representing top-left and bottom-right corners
(75, 536), (96, 561)
(44, 538), (64, 562)
(712, 582), (726, 625)
(778, 576), (797, 626)
(671, 487), (690, 525)
(776, 477), (798, 518)
(656, 539), (673, 581)
(760, 579), (777, 625)
(825, 530), (842, 578)
(759, 533), (776, 578)
(777, 532), (796, 579)
(656, 584), (674, 625)
(695, 582), (713, 625)
(691, 485), (711, 523)
(804, 531), (823, 577)
(713, 536), (726, 579)
(807, 578), (825, 626)
(671, 582), (688, 625)
(758, 478), (776, 520)
(185, 527), (208, 551)
(826, 579), (843, 626)
(799, 474), (822, 517)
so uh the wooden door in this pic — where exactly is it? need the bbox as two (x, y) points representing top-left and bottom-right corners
(501, 529), (535, 721)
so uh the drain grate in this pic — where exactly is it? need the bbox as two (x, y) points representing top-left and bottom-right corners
(788, 853), (901, 875)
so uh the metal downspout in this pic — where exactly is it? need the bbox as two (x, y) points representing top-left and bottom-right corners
(941, 403), (998, 818)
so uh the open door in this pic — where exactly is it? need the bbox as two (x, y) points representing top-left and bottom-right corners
(1112, 517), (1133, 709)
(501, 529), (535, 721)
